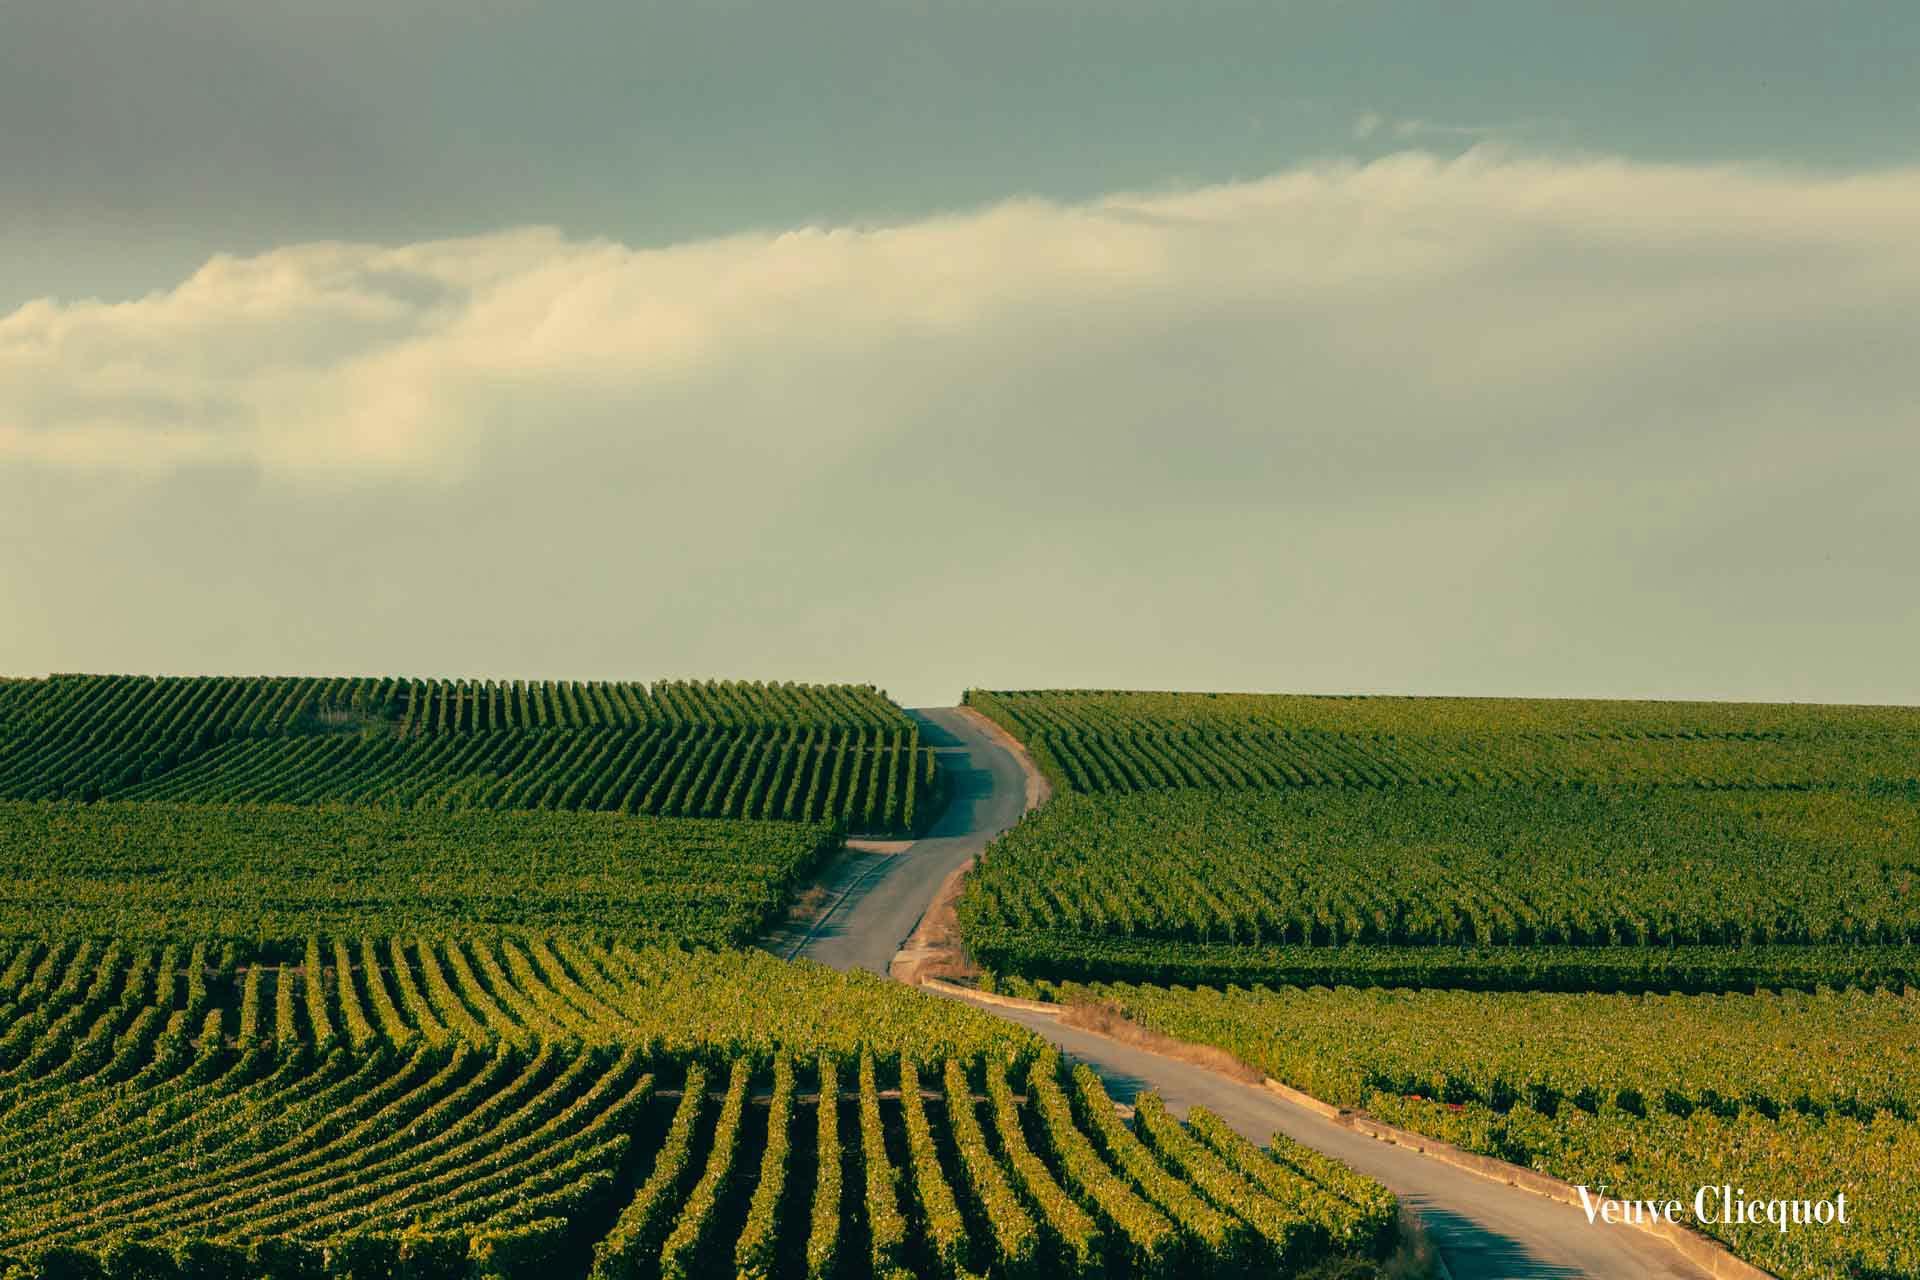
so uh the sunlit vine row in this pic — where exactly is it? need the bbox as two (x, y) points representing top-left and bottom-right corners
(0, 941), (1396, 1280)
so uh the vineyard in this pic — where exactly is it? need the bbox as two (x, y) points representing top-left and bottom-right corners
(965, 690), (1920, 794)
(0, 937), (1399, 1280)
(0, 671), (1411, 1279)
(10, 675), (1911, 1278)
(959, 690), (1920, 991)
(0, 801), (839, 947)
(959, 788), (1920, 989)
(0, 939), (1036, 1073)
(948, 688), (1920, 1279)
(1033, 980), (1920, 1280)
(966, 689), (1920, 745)
(0, 676), (936, 834)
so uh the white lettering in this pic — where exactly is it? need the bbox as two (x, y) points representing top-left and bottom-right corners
(1592, 1186), (1847, 1232)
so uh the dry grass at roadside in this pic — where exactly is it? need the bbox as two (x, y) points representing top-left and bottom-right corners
(787, 883), (830, 920)
(890, 858), (983, 985)
(1055, 999), (1266, 1084)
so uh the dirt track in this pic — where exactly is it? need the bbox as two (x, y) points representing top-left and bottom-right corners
(771, 706), (1718, 1280)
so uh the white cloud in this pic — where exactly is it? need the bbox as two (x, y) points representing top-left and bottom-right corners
(3, 151), (1918, 704)
(5, 151), (1918, 482)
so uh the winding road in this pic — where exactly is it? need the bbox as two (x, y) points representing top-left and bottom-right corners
(772, 707), (1712, 1280)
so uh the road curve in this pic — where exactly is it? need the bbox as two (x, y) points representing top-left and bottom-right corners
(764, 708), (1028, 973)
(778, 708), (1712, 1280)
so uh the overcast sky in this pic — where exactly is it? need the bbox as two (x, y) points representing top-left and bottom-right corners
(5, 2), (1918, 706)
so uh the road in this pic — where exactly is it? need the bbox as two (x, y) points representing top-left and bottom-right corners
(776, 707), (1713, 1280)
(763, 707), (1027, 973)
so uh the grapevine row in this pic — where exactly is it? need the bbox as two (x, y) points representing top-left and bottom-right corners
(0, 676), (932, 831)
(0, 938), (1045, 1102)
(0, 1033), (1397, 1279)
(967, 688), (1920, 740)
(959, 789), (1920, 989)
(1073, 980), (1920, 1280)
(0, 801), (842, 946)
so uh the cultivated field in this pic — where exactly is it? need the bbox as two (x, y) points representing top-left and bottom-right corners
(0, 676), (935, 834)
(0, 675), (1404, 1280)
(1017, 981), (1920, 1280)
(960, 788), (1920, 989)
(0, 941), (1397, 1278)
(962, 689), (1920, 990)
(964, 689), (1920, 1279)
(967, 689), (1920, 792)
(0, 802), (836, 946)
(9, 677), (1911, 1279)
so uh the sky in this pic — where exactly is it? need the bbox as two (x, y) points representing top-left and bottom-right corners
(5, 2), (1918, 707)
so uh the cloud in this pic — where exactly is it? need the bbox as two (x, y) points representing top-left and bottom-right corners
(3, 150), (1918, 704)
(8, 150), (1918, 478)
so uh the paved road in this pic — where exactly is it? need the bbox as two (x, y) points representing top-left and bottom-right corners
(765, 707), (1027, 973)
(780, 708), (1712, 1280)
(984, 1006), (1703, 1279)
